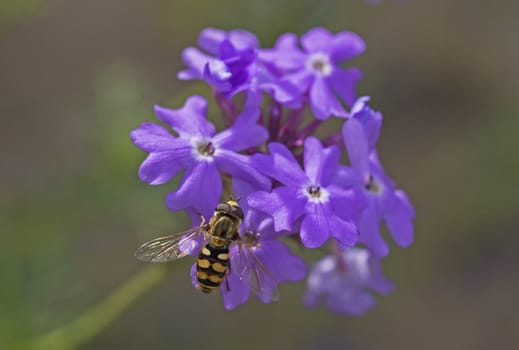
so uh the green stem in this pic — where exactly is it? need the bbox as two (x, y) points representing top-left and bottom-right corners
(23, 265), (170, 350)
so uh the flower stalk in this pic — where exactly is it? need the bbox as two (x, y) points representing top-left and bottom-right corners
(24, 266), (170, 350)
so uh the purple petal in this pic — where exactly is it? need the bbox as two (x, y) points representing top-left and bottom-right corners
(300, 204), (331, 248)
(303, 137), (340, 185)
(131, 123), (193, 185)
(248, 187), (307, 232)
(329, 185), (366, 222)
(368, 256), (395, 295)
(350, 96), (371, 115)
(342, 118), (369, 176)
(233, 178), (273, 217)
(137, 149), (191, 185)
(253, 66), (302, 104)
(154, 96), (214, 139)
(131, 122), (179, 152)
(227, 29), (260, 50)
(301, 202), (357, 248)
(259, 33), (306, 70)
(304, 255), (337, 307)
(301, 27), (333, 53)
(212, 107), (267, 151)
(310, 77), (348, 120)
(328, 289), (376, 315)
(328, 67), (362, 107)
(333, 165), (364, 189)
(330, 31), (366, 63)
(223, 48), (256, 73)
(198, 28), (226, 54)
(255, 240), (307, 282)
(384, 190), (415, 248)
(177, 69), (201, 81)
(203, 60), (232, 92)
(331, 217), (358, 247)
(218, 39), (236, 60)
(245, 211), (284, 240)
(282, 68), (314, 94)
(165, 161), (222, 217)
(351, 98), (383, 150)
(214, 150), (271, 190)
(274, 33), (299, 50)
(178, 47), (214, 80)
(222, 245), (252, 310)
(369, 152), (396, 190)
(263, 80), (302, 106)
(359, 196), (389, 257)
(257, 143), (308, 186)
(241, 207), (274, 233)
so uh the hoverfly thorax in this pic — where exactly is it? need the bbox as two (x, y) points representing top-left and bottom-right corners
(211, 200), (243, 242)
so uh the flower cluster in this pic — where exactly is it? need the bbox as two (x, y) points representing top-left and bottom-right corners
(132, 27), (414, 314)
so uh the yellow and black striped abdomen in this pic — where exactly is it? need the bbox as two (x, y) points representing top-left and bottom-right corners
(196, 244), (230, 293)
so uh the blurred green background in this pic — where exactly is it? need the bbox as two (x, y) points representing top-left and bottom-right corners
(1, 0), (518, 349)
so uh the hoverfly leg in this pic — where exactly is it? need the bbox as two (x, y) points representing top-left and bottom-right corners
(224, 262), (232, 292)
(195, 211), (206, 226)
(225, 276), (231, 292)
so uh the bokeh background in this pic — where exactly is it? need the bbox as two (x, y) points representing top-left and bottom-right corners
(2, 0), (518, 349)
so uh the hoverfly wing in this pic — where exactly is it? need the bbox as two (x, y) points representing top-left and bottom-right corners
(233, 241), (280, 302)
(135, 225), (208, 263)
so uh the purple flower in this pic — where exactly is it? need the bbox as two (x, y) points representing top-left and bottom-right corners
(304, 247), (394, 315)
(337, 97), (415, 256)
(178, 28), (259, 82)
(259, 27), (365, 120)
(248, 137), (362, 248)
(130, 95), (270, 217)
(190, 207), (307, 310)
(178, 28), (298, 106)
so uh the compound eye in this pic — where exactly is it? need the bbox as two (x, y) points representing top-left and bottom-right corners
(232, 206), (244, 220)
(216, 203), (231, 212)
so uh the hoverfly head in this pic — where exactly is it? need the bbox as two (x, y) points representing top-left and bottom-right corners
(216, 199), (244, 221)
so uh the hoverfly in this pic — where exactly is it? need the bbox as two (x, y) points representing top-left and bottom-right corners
(135, 200), (279, 300)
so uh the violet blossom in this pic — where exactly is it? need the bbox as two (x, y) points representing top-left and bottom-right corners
(259, 27), (365, 120)
(305, 247), (394, 315)
(131, 95), (270, 217)
(248, 137), (362, 248)
(336, 97), (415, 256)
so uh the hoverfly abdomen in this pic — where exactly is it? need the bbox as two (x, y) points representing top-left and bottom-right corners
(196, 244), (230, 293)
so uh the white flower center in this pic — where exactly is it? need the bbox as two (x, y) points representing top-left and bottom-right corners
(304, 184), (330, 203)
(307, 53), (333, 76)
(192, 138), (216, 161)
(365, 175), (383, 194)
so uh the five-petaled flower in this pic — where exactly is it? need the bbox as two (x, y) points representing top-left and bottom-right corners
(248, 137), (362, 248)
(178, 28), (299, 107)
(305, 247), (394, 315)
(336, 97), (415, 256)
(131, 95), (270, 217)
(260, 27), (365, 119)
